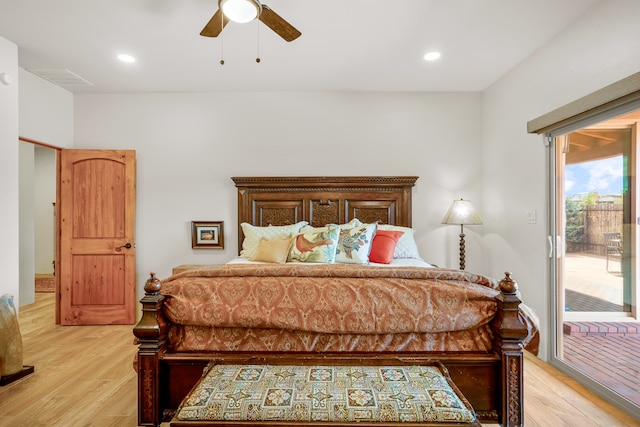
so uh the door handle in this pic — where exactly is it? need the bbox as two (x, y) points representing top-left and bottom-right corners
(547, 235), (562, 258)
(116, 242), (133, 252)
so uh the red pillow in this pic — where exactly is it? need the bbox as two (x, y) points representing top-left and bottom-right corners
(369, 230), (404, 264)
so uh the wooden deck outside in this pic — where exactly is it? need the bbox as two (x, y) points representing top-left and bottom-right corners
(563, 253), (640, 407)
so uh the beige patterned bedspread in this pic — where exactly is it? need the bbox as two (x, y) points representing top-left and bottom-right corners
(160, 264), (539, 354)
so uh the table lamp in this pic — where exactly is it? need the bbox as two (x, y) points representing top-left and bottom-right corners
(442, 199), (482, 270)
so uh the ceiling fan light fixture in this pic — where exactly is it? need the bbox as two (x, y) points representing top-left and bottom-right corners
(219, 0), (261, 23)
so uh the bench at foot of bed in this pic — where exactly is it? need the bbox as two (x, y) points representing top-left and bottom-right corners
(169, 362), (480, 427)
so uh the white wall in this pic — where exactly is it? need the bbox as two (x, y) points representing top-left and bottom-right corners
(0, 37), (19, 304)
(17, 68), (73, 306)
(483, 0), (640, 360)
(73, 91), (484, 289)
(19, 142), (35, 306)
(19, 68), (74, 148)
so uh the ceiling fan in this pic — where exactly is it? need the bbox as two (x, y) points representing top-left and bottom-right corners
(200, 0), (301, 42)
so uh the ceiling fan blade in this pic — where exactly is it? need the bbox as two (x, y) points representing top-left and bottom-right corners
(200, 9), (229, 37)
(259, 5), (301, 42)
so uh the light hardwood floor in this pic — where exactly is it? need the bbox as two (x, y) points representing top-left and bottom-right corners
(1, 293), (638, 427)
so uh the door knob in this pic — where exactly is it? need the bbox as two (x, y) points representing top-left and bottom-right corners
(116, 242), (133, 251)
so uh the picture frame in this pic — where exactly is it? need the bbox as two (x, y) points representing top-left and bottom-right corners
(191, 221), (224, 249)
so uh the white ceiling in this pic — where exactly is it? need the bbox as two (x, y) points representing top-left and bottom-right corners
(0, 0), (598, 94)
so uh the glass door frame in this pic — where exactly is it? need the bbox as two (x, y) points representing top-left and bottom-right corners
(546, 102), (640, 420)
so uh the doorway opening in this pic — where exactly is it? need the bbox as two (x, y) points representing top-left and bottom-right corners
(33, 145), (57, 295)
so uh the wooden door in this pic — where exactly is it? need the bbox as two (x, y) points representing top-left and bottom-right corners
(57, 149), (136, 325)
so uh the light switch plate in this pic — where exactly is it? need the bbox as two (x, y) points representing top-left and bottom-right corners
(526, 209), (537, 224)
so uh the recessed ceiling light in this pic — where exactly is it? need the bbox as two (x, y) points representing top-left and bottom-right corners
(423, 51), (441, 61)
(118, 54), (136, 63)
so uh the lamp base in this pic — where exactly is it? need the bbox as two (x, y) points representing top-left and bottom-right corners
(458, 232), (466, 270)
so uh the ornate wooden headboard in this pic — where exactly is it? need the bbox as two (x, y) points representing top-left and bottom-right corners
(231, 176), (418, 254)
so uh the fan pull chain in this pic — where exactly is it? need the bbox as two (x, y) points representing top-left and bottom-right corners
(220, 12), (225, 65)
(220, 38), (225, 65)
(256, 20), (261, 63)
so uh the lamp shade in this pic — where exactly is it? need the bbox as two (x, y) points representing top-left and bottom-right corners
(220, 0), (261, 23)
(441, 199), (482, 226)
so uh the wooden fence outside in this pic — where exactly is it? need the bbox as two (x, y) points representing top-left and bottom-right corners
(568, 204), (623, 255)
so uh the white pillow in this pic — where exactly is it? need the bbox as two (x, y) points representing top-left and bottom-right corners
(240, 221), (308, 259)
(377, 224), (422, 260)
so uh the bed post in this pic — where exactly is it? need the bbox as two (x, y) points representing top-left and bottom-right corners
(133, 273), (169, 427)
(492, 272), (528, 427)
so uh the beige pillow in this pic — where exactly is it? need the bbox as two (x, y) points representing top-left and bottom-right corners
(240, 221), (307, 258)
(249, 237), (294, 263)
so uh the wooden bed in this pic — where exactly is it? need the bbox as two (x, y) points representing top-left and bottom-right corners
(134, 176), (533, 427)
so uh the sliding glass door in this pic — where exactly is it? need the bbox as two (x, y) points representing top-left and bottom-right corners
(550, 110), (640, 416)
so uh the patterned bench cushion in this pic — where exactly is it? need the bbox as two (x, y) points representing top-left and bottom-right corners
(172, 363), (478, 425)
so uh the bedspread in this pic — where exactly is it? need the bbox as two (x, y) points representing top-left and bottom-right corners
(162, 264), (538, 354)
(161, 264), (503, 334)
(160, 265), (537, 354)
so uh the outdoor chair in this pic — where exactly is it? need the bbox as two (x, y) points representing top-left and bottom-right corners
(603, 232), (622, 272)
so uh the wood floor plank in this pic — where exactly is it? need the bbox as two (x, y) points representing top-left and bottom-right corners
(0, 293), (638, 426)
(523, 352), (639, 427)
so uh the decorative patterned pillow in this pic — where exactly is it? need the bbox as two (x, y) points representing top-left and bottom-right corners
(249, 236), (294, 263)
(289, 226), (340, 263)
(335, 223), (377, 264)
(300, 219), (372, 263)
(240, 221), (308, 259)
(377, 224), (422, 259)
(369, 229), (404, 264)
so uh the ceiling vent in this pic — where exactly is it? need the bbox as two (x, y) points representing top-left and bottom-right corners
(27, 68), (94, 87)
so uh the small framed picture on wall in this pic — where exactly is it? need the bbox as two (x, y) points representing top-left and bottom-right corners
(191, 221), (224, 249)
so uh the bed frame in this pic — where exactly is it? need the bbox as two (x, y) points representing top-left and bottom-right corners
(134, 176), (528, 427)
